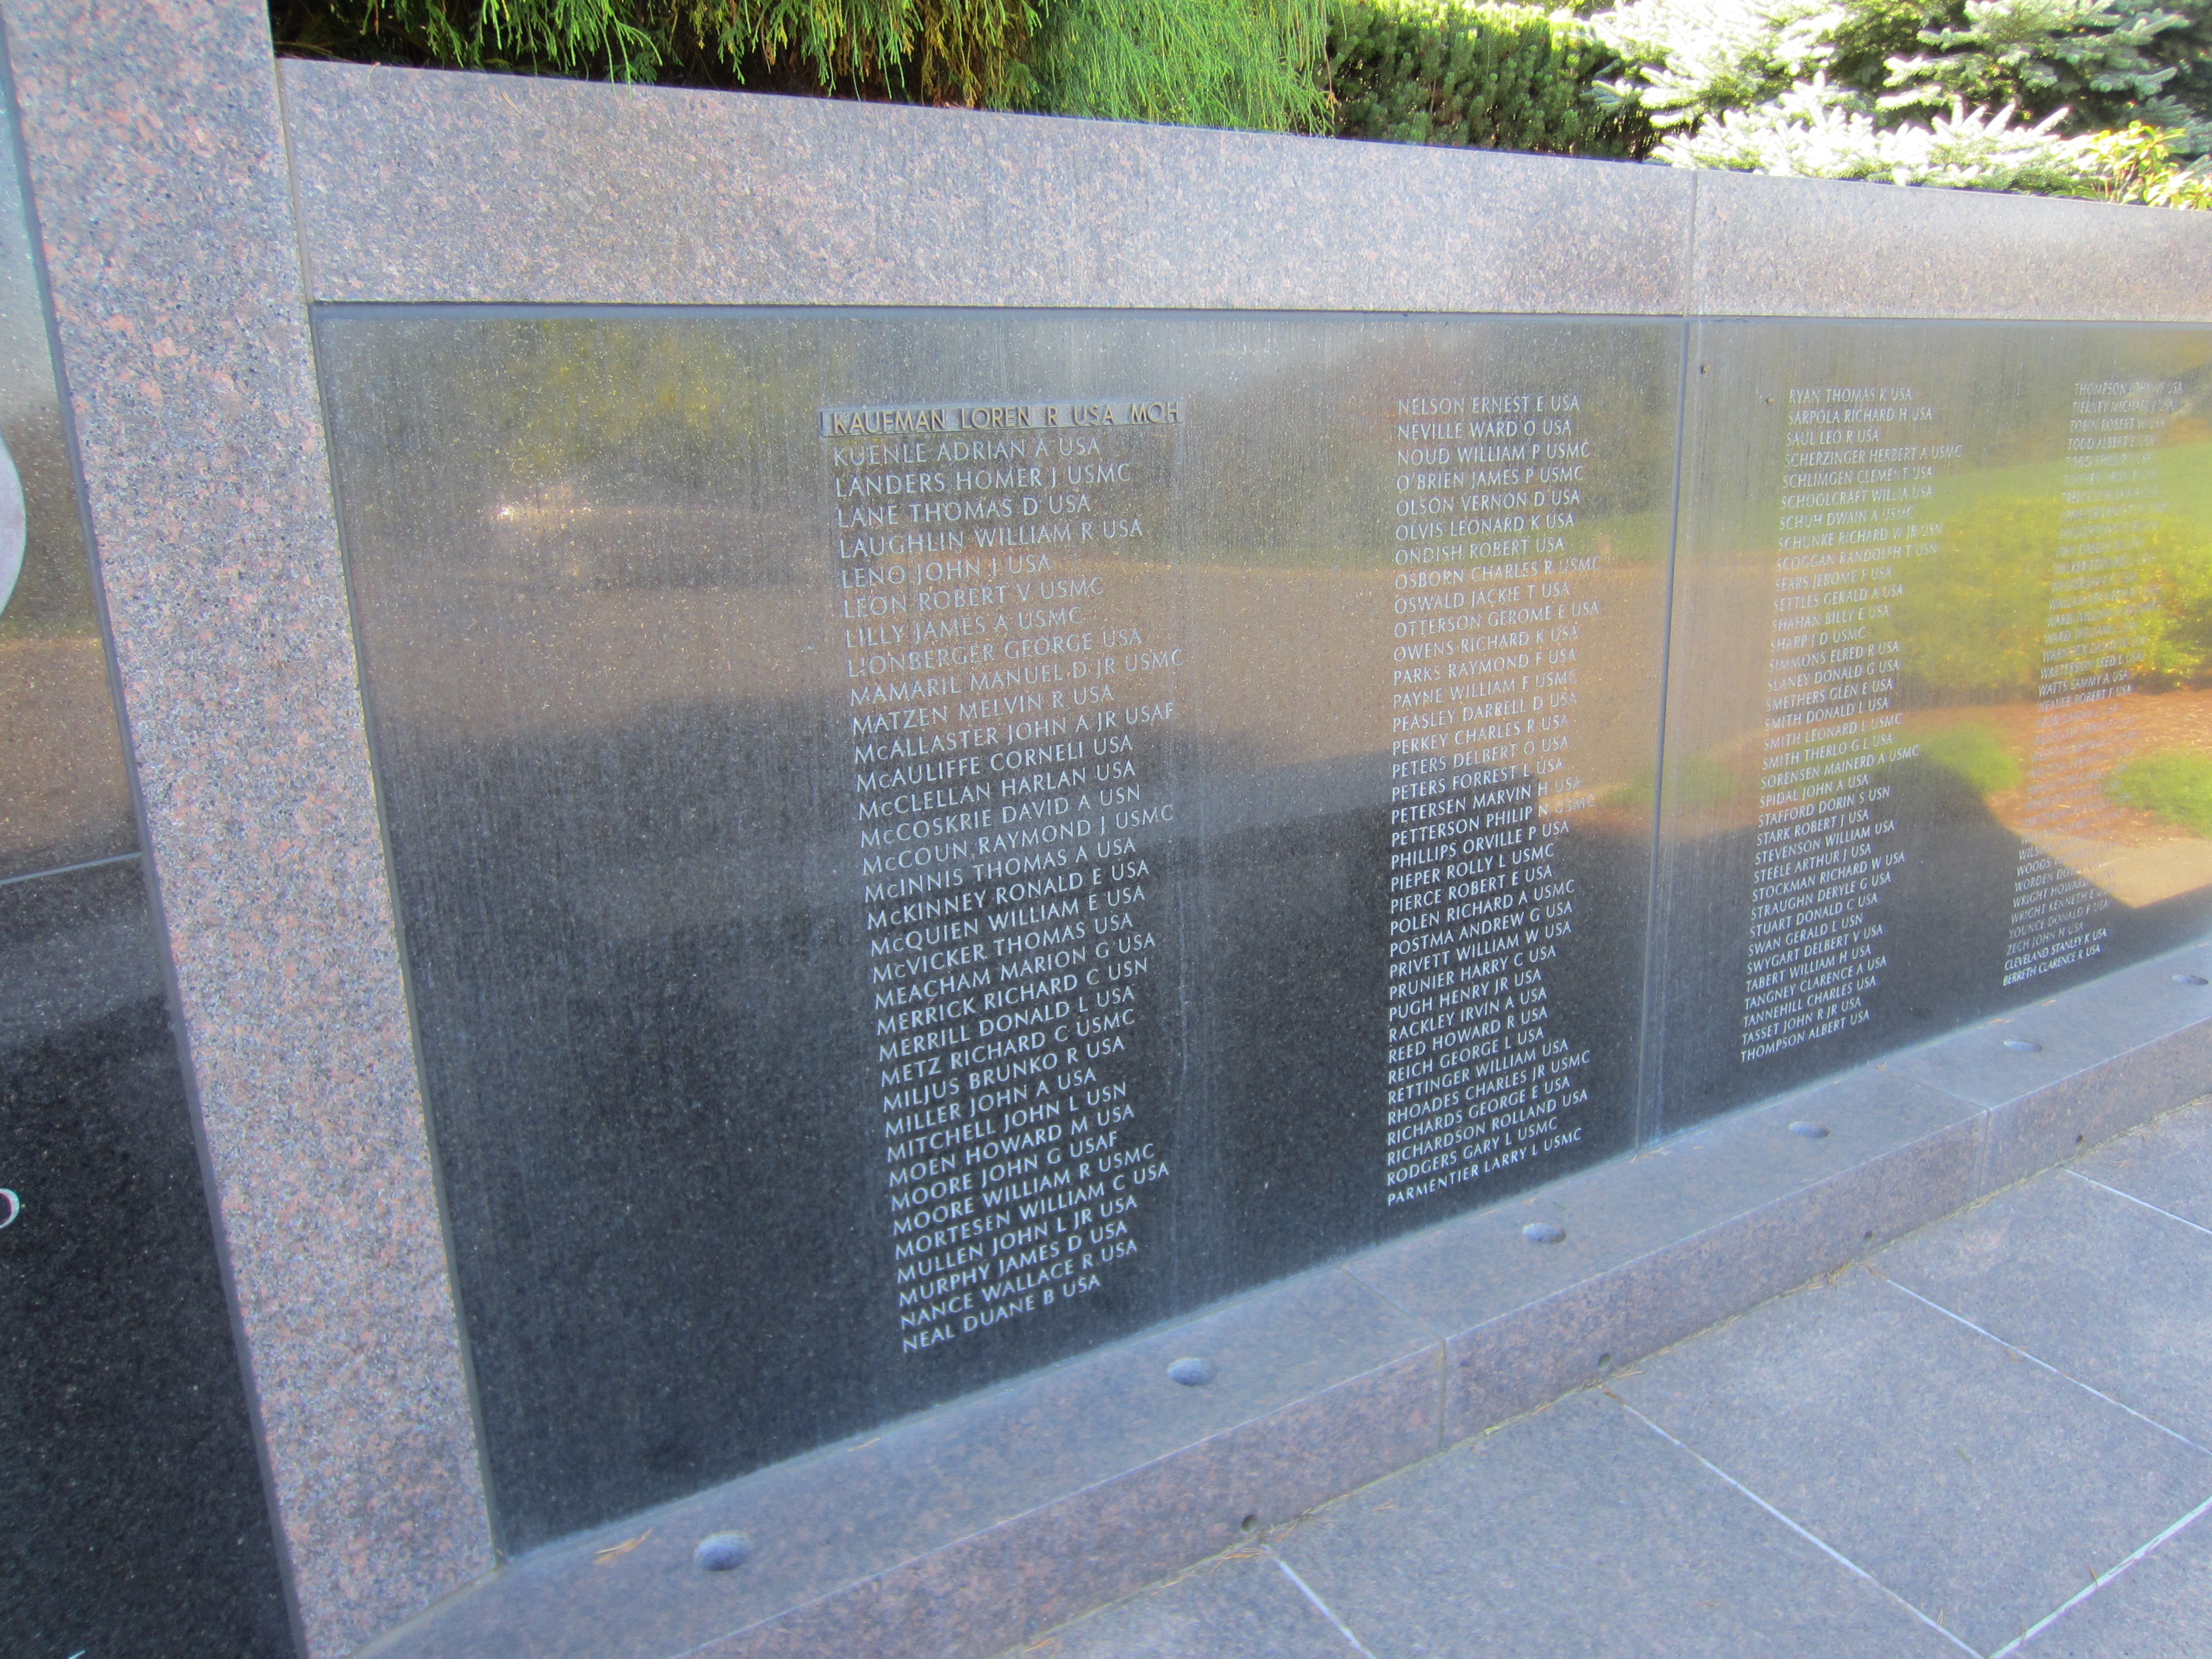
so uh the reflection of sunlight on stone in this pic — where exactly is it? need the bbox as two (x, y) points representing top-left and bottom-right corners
(2018, 827), (2212, 910)
(488, 481), (592, 531)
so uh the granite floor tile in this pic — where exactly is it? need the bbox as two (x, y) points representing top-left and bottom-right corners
(1002, 1550), (1359, 1659)
(1608, 1269), (2212, 1656)
(2072, 1105), (2212, 1235)
(2014, 1497), (2212, 1659)
(1272, 1389), (1964, 1659)
(1874, 1168), (2212, 1450)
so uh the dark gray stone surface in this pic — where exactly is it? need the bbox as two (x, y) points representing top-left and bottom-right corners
(1875, 1165), (2212, 1448)
(1654, 319), (2212, 1134)
(1608, 1269), (2212, 1655)
(1274, 1389), (1963, 1659)
(0, 860), (294, 1658)
(315, 304), (1676, 1547)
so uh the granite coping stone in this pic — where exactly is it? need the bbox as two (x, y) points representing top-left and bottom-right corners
(275, 59), (2212, 326)
(1691, 166), (2212, 322)
(276, 60), (1694, 315)
(357, 936), (2212, 1659)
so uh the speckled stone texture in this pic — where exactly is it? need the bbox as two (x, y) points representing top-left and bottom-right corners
(275, 60), (1695, 314)
(0, 4), (491, 1654)
(1691, 167), (2212, 321)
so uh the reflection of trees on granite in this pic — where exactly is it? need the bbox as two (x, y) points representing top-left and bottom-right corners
(1894, 493), (2064, 702)
(1656, 753), (2212, 1125)
(1895, 482), (2212, 705)
(1876, 479), (2212, 857)
(2107, 748), (2212, 834)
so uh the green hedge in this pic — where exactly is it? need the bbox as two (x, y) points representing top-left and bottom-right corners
(275, 0), (1647, 151)
(1327, 0), (1652, 156)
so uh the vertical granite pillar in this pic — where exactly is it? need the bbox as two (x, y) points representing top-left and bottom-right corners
(0, 2), (493, 1652)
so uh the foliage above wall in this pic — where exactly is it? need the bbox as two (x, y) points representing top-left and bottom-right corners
(272, 0), (2212, 196)
(273, 0), (1329, 127)
(1587, 0), (2212, 195)
(1327, 1), (1654, 156)
(272, 0), (1638, 150)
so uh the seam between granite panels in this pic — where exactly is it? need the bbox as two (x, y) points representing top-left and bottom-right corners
(1608, 1393), (1981, 1657)
(1265, 1551), (1381, 1659)
(1870, 1269), (2212, 1457)
(1987, 1488), (2212, 1659)
(2068, 1168), (2212, 1239)
(1322, 1265), (1452, 1455)
(1634, 289), (1697, 1145)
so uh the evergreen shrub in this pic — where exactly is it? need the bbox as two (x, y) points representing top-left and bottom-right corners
(1035, 0), (1327, 130)
(1327, 0), (1654, 155)
(274, 0), (1039, 102)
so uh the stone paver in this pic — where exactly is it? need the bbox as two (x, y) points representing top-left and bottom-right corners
(1877, 1170), (2212, 1450)
(999, 1103), (2212, 1659)
(1275, 1387), (1964, 1659)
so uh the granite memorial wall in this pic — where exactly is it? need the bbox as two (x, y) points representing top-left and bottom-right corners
(314, 305), (2212, 1548)
(9, 14), (2212, 1648)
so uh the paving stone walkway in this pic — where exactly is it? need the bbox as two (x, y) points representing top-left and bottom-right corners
(1004, 1102), (2212, 1659)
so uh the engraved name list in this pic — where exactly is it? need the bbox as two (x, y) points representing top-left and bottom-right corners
(822, 397), (1185, 1355)
(1381, 390), (1604, 1206)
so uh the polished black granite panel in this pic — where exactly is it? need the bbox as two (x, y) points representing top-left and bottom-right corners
(314, 306), (1678, 1547)
(0, 859), (293, 1657)
(1653, 322), (2212, 1130)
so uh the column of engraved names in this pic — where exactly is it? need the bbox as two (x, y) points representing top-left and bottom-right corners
(1741, 387), (1956, 1062)
(2001, 379), (2179, 984)
(823, 398), (1185, 1355)
(1381, 390), (1601, 1207)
